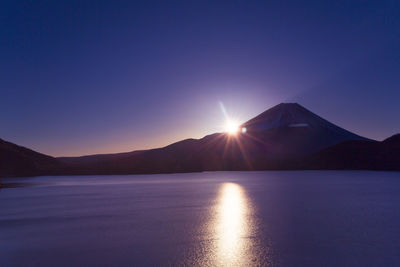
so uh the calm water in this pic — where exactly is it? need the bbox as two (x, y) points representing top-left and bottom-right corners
(1, 171), (400, 266)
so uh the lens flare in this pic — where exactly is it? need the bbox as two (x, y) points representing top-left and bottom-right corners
(225, 119), (239, 135)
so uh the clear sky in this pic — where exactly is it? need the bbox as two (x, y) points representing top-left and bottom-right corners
(1, 0), (399, 156)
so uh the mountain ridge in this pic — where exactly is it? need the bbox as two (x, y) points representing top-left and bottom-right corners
(1, 103), (398, 178)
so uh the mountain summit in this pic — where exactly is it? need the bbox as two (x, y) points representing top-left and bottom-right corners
(240, 103), (368, 156)
(244, 103), (353, 132)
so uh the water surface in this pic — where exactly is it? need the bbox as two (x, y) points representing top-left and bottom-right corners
(1, 171), (400, 266)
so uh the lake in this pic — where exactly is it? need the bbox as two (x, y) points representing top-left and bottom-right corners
(1, 171), (400, 266)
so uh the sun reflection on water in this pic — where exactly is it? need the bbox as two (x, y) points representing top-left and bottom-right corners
(215, 182), (251, 266)
(186, 182), (270, 266)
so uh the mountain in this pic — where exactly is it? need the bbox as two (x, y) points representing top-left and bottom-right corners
(2, 103), (396, 178)
(58, 103), (371, 174)
(0, 138), (61, 177)
(240, 103), (368, 156)
(305, 134), (400, 170)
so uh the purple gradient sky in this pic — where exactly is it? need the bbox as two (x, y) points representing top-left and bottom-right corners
(1, 0), (399, 156)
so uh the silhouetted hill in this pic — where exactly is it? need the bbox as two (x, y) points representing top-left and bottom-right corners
(0, 139), (61, 177)
(305, 134), (400, 170)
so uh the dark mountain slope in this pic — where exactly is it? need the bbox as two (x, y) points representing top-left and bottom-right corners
(305, 134), (400, 170)
(0, 138), (62, 177)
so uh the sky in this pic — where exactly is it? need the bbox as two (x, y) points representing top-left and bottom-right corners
(1, 0), (399, 156)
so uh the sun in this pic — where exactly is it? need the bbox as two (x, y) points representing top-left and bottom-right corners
(225, 119), (240, 135)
